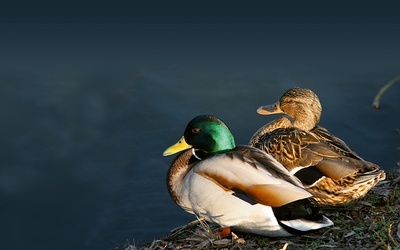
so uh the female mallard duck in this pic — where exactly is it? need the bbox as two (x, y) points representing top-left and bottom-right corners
(163, 115), (333, 237)
(249, 87), (386, 206)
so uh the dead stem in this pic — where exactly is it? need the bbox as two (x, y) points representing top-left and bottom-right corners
(372, 75), (400, 109)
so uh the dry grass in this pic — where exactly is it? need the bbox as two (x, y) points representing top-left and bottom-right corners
(114, 169), (400, 250)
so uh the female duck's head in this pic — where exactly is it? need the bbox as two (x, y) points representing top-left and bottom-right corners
(257, 87), (322, 130)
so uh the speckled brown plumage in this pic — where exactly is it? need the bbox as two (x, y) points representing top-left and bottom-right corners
(250, 87), (386, 206)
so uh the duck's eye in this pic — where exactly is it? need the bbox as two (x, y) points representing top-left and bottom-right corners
(192, 128), (201, 134)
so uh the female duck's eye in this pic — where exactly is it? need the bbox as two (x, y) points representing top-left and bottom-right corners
(192, 128), (201, 134)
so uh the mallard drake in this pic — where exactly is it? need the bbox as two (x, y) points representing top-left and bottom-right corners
(249, 87), (386, 206)
(163, 115), (333, 237)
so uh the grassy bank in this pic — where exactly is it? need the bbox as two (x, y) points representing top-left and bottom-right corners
(116, 171), (400, 250)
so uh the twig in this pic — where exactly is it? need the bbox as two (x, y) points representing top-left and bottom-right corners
(372, 75), (400, 109)
(393, 175), (400, 184)
(167, 218), (203, 239)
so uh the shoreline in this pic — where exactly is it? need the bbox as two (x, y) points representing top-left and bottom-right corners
(116, 171), (400, 250)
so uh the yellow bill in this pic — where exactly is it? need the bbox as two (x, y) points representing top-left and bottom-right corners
(163, 136), (192, 156)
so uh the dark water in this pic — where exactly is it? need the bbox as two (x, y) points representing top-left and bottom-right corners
(1, 3), (400, 249)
